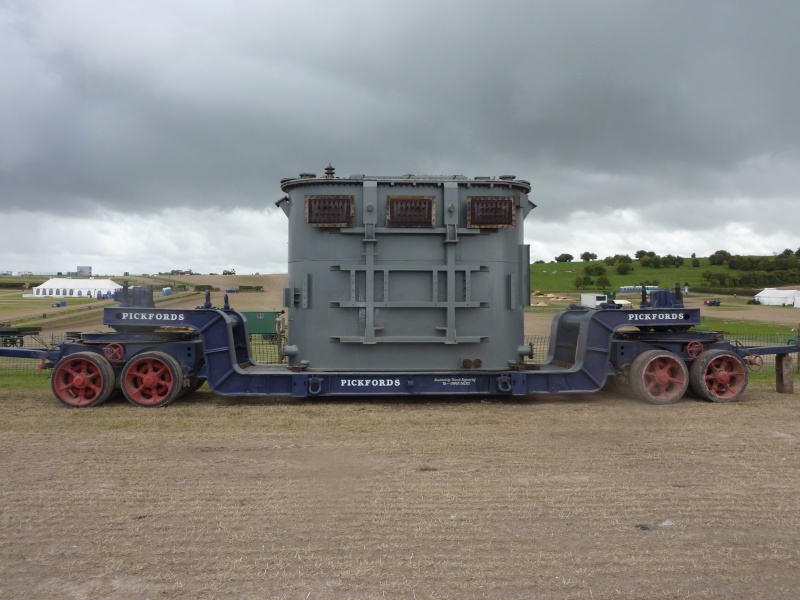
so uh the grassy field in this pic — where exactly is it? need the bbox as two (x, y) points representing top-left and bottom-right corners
(529, 256), (790, 294)
(697, 317), (795, 337)
(0, 290), (98, 315)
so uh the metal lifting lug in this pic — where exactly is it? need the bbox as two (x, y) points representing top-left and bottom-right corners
(497, 374), (513, 393)
(307, 376), (323, 395)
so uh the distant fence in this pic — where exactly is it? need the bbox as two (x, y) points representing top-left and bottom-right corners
(0, 333), (796, 376)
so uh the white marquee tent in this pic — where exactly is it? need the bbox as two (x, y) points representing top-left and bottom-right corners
(29, 278), (122, 299)
(754, 288), (800, 307)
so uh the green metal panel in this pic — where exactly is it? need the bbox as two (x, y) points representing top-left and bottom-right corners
(240, 310), (282, 335)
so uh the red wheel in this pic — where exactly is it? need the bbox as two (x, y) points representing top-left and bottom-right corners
(746, 354), (764, 371)
(689, 349), (748, 403)
(51, 352), (115, 408)
(629, 350), (689, 405)
(104, 343), (125, 362)
(685, 341), (704, 359)
(121, 351), (183, 407)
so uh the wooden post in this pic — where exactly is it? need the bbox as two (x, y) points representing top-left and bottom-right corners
(776, 354), (794, 394)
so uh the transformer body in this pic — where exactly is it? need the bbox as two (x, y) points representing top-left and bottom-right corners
(278, 173), (534, 371)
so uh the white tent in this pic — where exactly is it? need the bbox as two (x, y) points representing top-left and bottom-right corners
(755, 288), (799, 306)
(29, 278), (122, 299)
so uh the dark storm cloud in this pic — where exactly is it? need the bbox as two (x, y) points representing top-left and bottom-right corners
(1, 0), (799, 265)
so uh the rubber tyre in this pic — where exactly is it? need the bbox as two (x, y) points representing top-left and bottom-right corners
(629, 350), (689, 405)
(121, 351), (184, 408)
(689, 349), (748, 403)
(51, 352), (116, 408)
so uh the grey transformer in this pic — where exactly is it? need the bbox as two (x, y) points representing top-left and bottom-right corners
(276, 171), (534, 372)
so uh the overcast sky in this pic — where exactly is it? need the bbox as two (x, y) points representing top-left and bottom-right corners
(2, 0), (799, 275)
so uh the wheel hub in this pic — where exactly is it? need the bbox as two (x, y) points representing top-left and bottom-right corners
(143, 374), (158, 388)
(73, 374), (87, 388)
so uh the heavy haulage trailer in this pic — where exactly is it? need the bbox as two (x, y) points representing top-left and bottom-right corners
(1, 170), (797, 407)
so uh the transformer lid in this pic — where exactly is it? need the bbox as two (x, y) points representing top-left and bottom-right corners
(280, 172), (531, 193)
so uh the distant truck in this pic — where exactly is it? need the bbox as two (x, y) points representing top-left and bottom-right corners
(581, 293), (608, 308)
(704, 299), (721, 306)
(222, 269), (236, 275)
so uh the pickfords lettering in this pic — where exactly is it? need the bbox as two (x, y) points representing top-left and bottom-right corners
(121, 312), (185, 321)
(341, 379), (401, 387)
(627, 313), (685, 321)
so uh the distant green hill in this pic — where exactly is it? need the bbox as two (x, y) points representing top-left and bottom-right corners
(529, 255), (800, 295)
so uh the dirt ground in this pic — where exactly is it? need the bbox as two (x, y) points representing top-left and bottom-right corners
(2, 280), (800, 598)
(1, 384), (798, 599)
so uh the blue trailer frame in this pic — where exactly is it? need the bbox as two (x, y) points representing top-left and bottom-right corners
(4, 287), (795, 407)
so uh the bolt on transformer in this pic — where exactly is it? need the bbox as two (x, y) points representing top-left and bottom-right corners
(1, 169), (796, 407)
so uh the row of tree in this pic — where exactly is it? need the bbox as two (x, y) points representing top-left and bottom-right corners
(546, 248), (800, 289)
(555, 248), (800, 266)
(551, 250), (699, 269)
(709, 248), (800, 270)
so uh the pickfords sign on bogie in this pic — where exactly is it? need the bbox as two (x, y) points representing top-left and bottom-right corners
(627, 312), (687, 322)
(118, 311), (186, 322)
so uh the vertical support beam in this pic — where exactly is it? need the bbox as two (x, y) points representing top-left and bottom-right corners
(362, 180), (378, 240)
(443, 182), (459, 344)
(520, 244), (531, 307)
(776, 354), (794, 393)
(445, 244), (457, 343)
(363, 181), (378, 344)
(443, 181), (459, 243)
